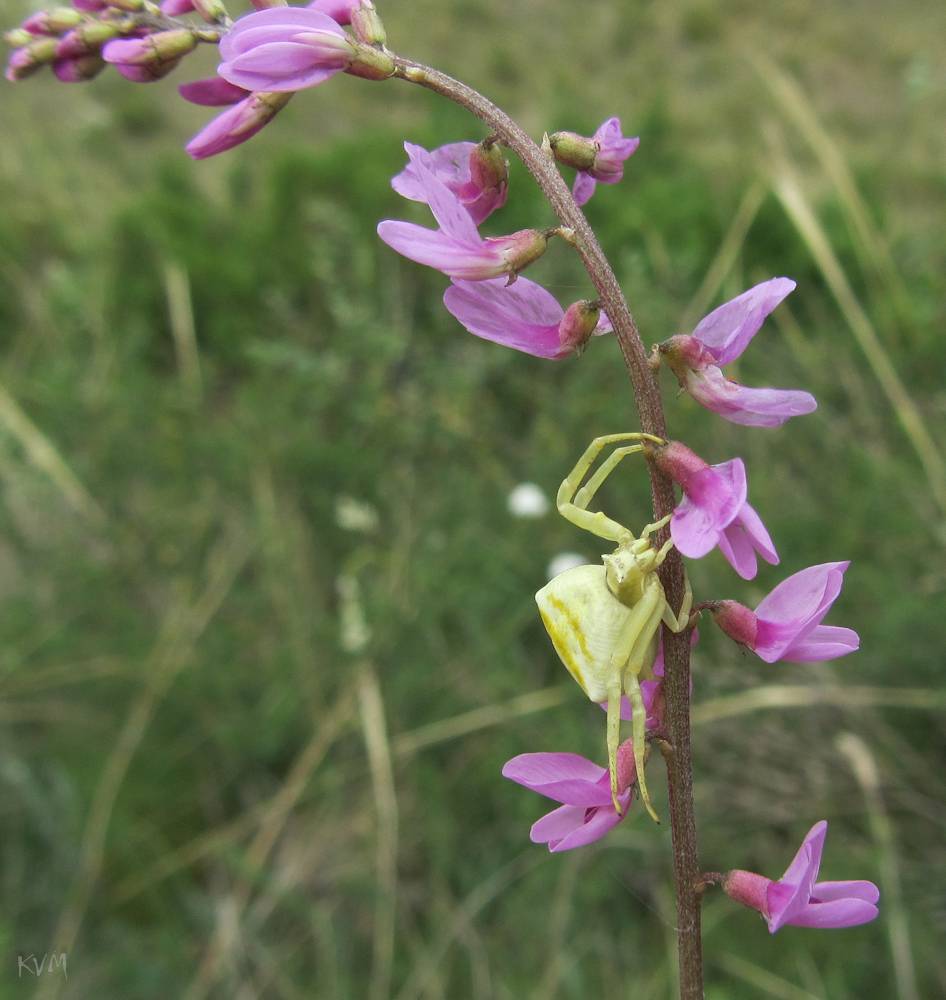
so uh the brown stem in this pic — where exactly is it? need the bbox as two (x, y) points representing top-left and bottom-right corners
(391, 57), (703, 998)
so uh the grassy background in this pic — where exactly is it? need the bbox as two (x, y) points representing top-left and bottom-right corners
(1, 0), (945, 997)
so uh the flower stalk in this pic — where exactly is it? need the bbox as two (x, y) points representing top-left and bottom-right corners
(390, 53), (702, 998)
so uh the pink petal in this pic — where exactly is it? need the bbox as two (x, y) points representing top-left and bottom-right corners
(376, 222), (504, 280)
(179, 77), (249, 106)
(780, 624), (860, 662)
(686, 367), (818, 426)
(549, 802), (625, 851)
(717, 501), (778, 581)
(756, 563), (846, 623)
(502, 752), (612, 806)
(306, 0), (358, 24)
(572, 171), (596, 207)
(530, 804), (587, 845)
(812, 880), (880, 904)
(692, 278), (796, 365)
(786, 897), (880, 929)
(443, 277), (571, 359)
(220, 7), (347, 59)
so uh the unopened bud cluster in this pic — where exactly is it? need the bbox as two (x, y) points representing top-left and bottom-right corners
(3, 0), (225, 84)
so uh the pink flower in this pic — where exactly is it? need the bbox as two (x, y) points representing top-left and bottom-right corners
(709, 561), (859, 662)
(656, 278), (817, 426)
(548, 118), (639, 207)
(443, 276), (610, 359)
(216, 7), (355, 93)
(722, 821), (879, 932)
(185, 90), (292, 159)
(652, 441), (778, 579)
(502, 742), (637, 851)
(573, 118), (640, 206)
(378, 155), (548, 281)
(392, 141), (507, 226)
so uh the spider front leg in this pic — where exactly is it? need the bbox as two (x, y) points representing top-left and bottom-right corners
(556, 433), (665, 542)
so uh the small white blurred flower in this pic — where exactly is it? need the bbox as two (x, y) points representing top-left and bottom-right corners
(335, 495), (380, 533)
(508, 482), (550, 518)
(546, 551), (587, 579)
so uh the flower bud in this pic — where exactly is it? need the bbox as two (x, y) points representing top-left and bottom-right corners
(5, 37), (58, 81)
(102, 0), (146, 11)
(55, 21), (124, 58)
(351, 0), (386, 46)
(192, 0), (228, 22)
(558, 300), (601, 354)
(103, 29), (197, 65)
(707, 599), (758, 650)
(21, 8), (85, 35)
(4, 28), (34, 47)
(547, 130), (598, 171)
(54, 52), (107, 81)
(469, 138), (508, 195)
(345, 42), (394, 80)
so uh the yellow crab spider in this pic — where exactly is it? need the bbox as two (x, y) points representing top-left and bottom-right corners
(535, 433), (692, 823)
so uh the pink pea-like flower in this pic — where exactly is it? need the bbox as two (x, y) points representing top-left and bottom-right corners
(573, 117), (640, 206)
(502, 741), (637, 851)
(392, 141), (507, 226)
(656, 278), (817, 426)
(722, 821), (879, 931)
(443, 276), (610, 359)
(378, 155), (548, 281)
(652, 440), (778, 579)
(710, 561), (859, 662)
(216, 7), (355, 93)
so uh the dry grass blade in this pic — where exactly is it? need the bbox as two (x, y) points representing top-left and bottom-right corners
(771, 167), (946, 525)
(530, 851), (583, 1000)
(393, 686), (573, 757)
(35, 531), (253, 1000)
(0, 381), (105, 523)
(395, 851), (543, 1000)
(163, 260), (203, 405)
(183, 682), (357, 1000)
(836, 733), (919, 1000)
(680, 179), (767, 334)
(359, 664), (400, 1000)
(691, 684), (946, 726)
(749, 52), (914, 340)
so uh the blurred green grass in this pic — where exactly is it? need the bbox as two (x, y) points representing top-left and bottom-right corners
(1, 0), (945, 997)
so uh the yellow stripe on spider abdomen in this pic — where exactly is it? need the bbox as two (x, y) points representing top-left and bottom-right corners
(535, 563), (634, 704)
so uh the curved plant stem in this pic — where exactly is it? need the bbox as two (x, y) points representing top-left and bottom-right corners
(391, 56), (703, 999)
